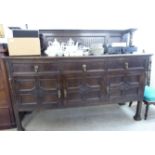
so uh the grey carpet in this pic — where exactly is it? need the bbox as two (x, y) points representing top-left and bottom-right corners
(14, 102), (155, 131)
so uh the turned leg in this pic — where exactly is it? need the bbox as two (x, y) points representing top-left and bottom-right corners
(129, 101), (133, 107)
(134, 101), (142, 121)
(14, 110), (24, 131)
(144, 103), (150, 120)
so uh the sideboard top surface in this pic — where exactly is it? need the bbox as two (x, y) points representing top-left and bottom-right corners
(3, 54), (152, 60)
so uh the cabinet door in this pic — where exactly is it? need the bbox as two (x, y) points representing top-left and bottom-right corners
(83, 73), (107, 105)
(14, 77), (38, 106)
(62, 60), (106, 106)
(107, 56), (147, 103)
(62, 72), (107, 106)
(14, 75), (61, 107)
(38, 75), (62, 107)
(10, 59), (61, 107)
(62, 73), (84, 106)
(107, 71), (145, 103)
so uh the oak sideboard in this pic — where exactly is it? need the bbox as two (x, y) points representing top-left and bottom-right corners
(4, 54), (151, 130)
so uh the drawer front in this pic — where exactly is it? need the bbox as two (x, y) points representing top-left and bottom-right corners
(62, 60), (105, 74)
(107, 57), (147, 71)
(11, 61), (59, 74)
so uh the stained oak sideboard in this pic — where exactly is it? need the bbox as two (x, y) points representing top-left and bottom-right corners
(4, 54), (151, 130)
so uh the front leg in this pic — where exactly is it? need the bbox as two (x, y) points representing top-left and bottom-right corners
(14, 111), (25, 131)
(134, 101), (142, 121)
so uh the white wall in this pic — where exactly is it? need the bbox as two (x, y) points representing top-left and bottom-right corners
(0, 0), (155, 85)
(0, 0), (148, 28)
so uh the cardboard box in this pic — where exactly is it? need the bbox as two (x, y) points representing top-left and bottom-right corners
(8, 38), (41, 56)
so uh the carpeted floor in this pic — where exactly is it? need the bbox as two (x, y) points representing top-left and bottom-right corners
(6, 102), (155, 131)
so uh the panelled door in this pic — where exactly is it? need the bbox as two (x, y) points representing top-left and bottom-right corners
(11, 60), (62, 108)
(107, 57), (146, 103)
(62, 60), (107, 106)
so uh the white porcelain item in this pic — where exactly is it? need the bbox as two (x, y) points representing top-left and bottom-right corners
(45, 39), (64, 56)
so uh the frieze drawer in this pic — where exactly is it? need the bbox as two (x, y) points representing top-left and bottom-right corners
(107, 57), (147, 71)
(11, 61), (60, 75)
(62, 61), (105, 74)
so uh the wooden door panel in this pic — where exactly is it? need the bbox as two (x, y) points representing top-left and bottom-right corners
(39, 78), (59, 90)
(109, 87), (139, 98)
(85, 90), (102, 103)
(63, 73), (107, 105)
(63, 76), (82, 89)
(14, 77), (37, 106)
(41, 93), (59, 104)
(15, 78), (36, 92)
(17, 93), (37, 105)
(63, 76), (83, 105)
(38, 76), (61, 105)
(87, 76), (101, 85)
(14, 74), (61, 106)
(107, 72), (145, 102)
(64, 90), (83, 106)
(85, 75), (107, 102)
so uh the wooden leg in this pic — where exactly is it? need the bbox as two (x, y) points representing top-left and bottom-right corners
(144, 103), (150, 120)
(134, 101), (142, 121)
(129, 101), (132, 107)
(14, 110), (24, 131)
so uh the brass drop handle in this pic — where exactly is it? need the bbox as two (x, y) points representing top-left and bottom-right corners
(34, 65), (39, 73)
(64, 89), (67, 98)
(82, 64), (87, 72)
(58, 90), (61, 99)
(125, 62), (128, 69)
